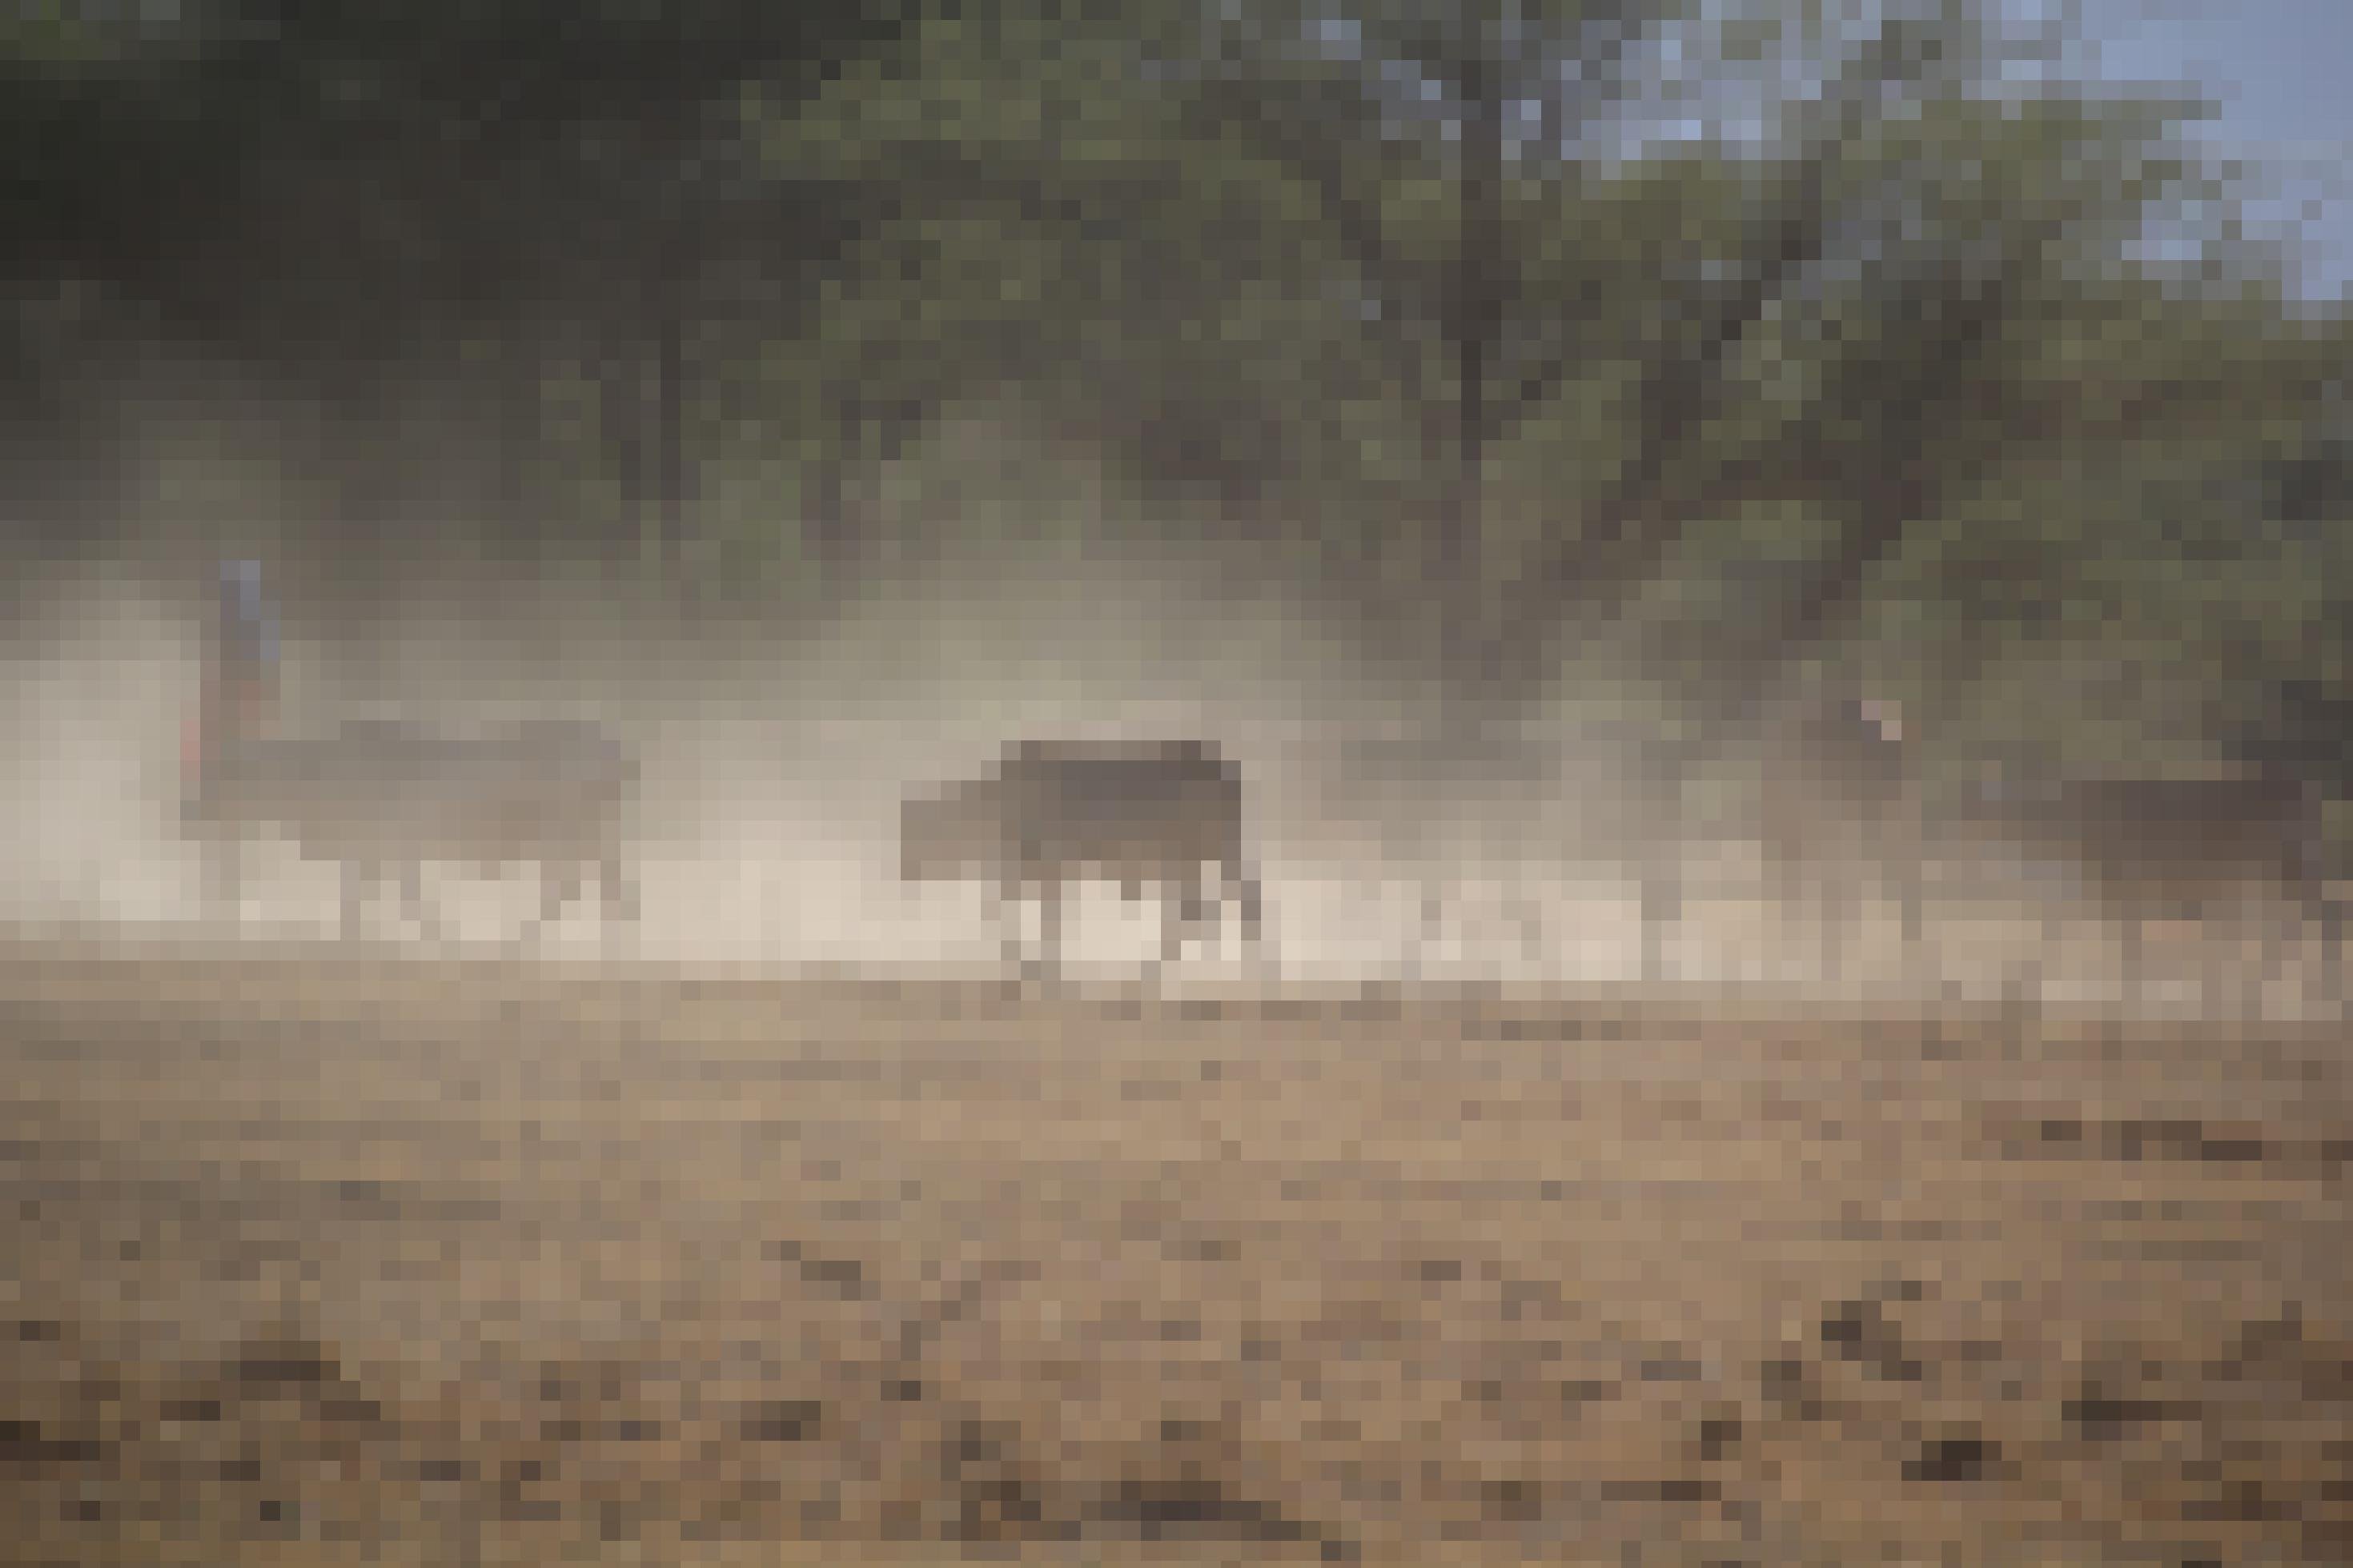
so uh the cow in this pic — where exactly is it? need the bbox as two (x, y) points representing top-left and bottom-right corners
(900, 738), (1265, 974)
(182, 713), (641, 944)
(1948, 769), (2342, 1009)
(179, 561), (638, 944)
(1755, 693), (1927, 982)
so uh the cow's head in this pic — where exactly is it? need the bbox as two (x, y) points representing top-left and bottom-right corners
(900, 778), (1002, 884)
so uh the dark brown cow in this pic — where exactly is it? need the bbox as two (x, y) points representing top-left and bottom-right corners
(901, 738), (1265, 973)
(1756, 695), (1926, 981)
(1949, 771), (2341, 1008)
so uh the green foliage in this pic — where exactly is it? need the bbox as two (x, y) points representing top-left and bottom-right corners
(6, 0), (2352, 779)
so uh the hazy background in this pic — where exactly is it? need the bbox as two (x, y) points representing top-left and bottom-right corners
(5, 0), (2351, 1001)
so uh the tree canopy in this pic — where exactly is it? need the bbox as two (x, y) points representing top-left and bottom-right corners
(6, 0), (2348, 779)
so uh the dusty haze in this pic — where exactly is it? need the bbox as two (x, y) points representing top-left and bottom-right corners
(2, 543), (2335, 1017)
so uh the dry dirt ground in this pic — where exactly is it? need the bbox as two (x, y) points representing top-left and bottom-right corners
(1, 936), (2346, 1567)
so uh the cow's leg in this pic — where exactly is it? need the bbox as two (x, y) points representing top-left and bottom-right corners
(2267, 896), (2297, 1011)
(2239, 897), (2276, 1017)
(201, 836), (243, 928)
(1638, 862), (1676, 985)
(1158, 879), (1190, 967)
(1038, 880), (1066, 977)
(542, 858), (576, 925)
(991, 880), (1024, 966)
(1774, 864), (1805, 981)
(1760, 833), (1797, 982)
(1896, 855), (1925, 978)
(599, 854), (638, 945)
(1505, 894), (1541, 960)
(2118, 914), (2147, 1009)
(1815, 875), (1841, 983)
(1996, 896), (2045, 1009)
(1808, 871), (1833, 984)
(1238, 866), (1265, 954)
(2206, 898), (2243, 1016)
(2192, 908), (2222, 1014)
(2229, 903), (2259, 1015)
(1769, 850), (1816, 986)
(2315, 892), (2343, 1009)
(1501, 876), (1544, 965)
(2034, 901), (2067, 1005)
(1833, 859), (1872, 985)
(339, 860), (369, 940)
(2324, 896), (2347, 1011)
(1215, 855), (1267, 968)
(1801, 864), (1840, 984)
(1194, 862), (1230, 950)
(400, 860), (448, 945)
(515, 859), (576, 949)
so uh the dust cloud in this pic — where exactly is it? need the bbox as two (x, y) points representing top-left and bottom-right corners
(0, 547), (1641, 976)
(2, 552), (2336, 1017)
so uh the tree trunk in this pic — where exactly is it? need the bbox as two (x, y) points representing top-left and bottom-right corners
(1440, 39), (1508, 720)
(604, 336), (647, 558)
(806, 450), (853, 583)
(652, 287), (687, 586)
(492, 318), (540, 562)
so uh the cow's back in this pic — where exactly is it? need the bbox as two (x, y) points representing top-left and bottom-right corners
(995, 743), (1245, 880)
(1960, 772), (2323, 917)
(2042, 776), (2318, 908)
(190, 716), (636, 865)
